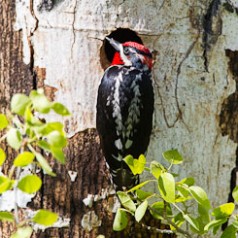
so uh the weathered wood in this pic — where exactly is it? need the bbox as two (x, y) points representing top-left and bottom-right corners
(40, 129), (111, 238)
(2, 0), (238, 237)
(0, 1), (33, 103)
(0, 1), (33, 237)
(1, 1), (172, 236)
(36, 129), (175, 238)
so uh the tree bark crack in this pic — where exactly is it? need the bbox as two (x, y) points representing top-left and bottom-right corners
(155, 34), (199, 130)
(71, 0), (78, 58)
(174, 34), (199, 131)
(29, 0), (39, 89)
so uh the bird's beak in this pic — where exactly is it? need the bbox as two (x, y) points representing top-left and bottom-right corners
(106, 37), (121, 52)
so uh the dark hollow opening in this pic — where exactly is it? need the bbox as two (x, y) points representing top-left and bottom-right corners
(100, 28), (143, 70)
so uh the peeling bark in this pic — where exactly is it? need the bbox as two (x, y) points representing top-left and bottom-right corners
(35, 129), (174, 238)
(1, 0), (238, 237)
(0, 1), (33, 237)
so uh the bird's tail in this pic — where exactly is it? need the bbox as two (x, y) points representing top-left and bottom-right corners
(111, 167), (139, 191)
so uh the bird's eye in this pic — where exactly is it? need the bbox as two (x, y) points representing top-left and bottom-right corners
(123, 47), (130, 55)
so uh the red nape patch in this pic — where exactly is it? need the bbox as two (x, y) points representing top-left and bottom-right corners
(111, 52), (124, 65)
(123, 41), (151, 55)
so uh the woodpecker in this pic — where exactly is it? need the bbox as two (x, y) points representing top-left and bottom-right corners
(96, 37), (154, 190)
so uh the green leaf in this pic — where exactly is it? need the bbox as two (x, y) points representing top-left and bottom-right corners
(117, 191), (136, 212)
(232, 186), (238, 203)
(0, 148), (6, 166)
(32, 209), (58, 226)
(150, 201), (164, 220)
(0, 211), (14, 222)
(11, 94), (31, 116)
(47, 131), (67, 147)
(162, 149), (183, 164)
(212, 203), (235, 219)
(24, 105), (33, 123)
(38, 122), (64, 135)
(150, 161), (164, 179)
(25, 127), (36, 139)
(175, 193), (192, 203)
(52, 102), (70, 116)
(127, 180), (152, 193)
(204, 219), (227, 232)
(171, 212), (184, 230)
(0, 176), (14, 194)
(232, 220), (238, 229)
(176, 185), (191, 200)
(6, 128), (22, 150)
(0, 114), (9, 130)
(135, 200), (148, 222)
(150, 201), (172, 220)
(177, 177), (195, 186)
(30, 89), (52, 114)
(136, 155), (146, 174)
(189, 186), (211, 210)
(113, 208), (128, 231)
(51, 147), (66, 164)
(158, 172), (175, 203)
(24, 106), (42, 127)
(183, 214), (200, 232)
(198, 204), (210, 226)
(124, 155), (134, 172)
(213, 222), (222, 235)
(136, 189), (153, 200)
(221, 224), (237, 238)
(14, 152), (35, 167)
(18, 175), (42, 194)
(10, 226), (33, 238)
(124, 154), (146, 175)
(37, 140), (51, 151)
(35, 152), (56, 176)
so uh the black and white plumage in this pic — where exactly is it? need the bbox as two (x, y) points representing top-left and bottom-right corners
(96, 38), (154, 190)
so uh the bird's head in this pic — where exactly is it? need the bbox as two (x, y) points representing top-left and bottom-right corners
(106, 37), (153, 70)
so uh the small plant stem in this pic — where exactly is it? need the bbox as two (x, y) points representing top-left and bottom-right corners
(149, 206), (192, 238)
(170, 203), (193, 237)
(12, 116), (24, 130)
(172, 203), (184, 214)
(165, 218), (192, 238)
(141, 222), (174, 235)
(17, 218), (30, 227)
(14, 166), (21, 224)
(13, 147), (23, 224)
(167, 162), (173, 171)
(9, 165), (16, 179)
(144, 193), (157, 201)
(0, 134), (7, 143)
(27, 144), (35, 154)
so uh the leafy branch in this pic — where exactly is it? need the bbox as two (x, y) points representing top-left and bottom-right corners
(113, 150), (238, 238)
(0, 89), (70, 238)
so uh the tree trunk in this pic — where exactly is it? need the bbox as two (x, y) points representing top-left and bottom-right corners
(1, 0), (238, 237)
(0, 0), (34, 236)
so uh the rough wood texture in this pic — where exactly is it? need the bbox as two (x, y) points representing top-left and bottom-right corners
(1, 0), (238, 237)
(1, 1), (174, 236)
(32, 129), (173, 238)
(0, 4), (174, 236)
(0, 1), (33, 237)
(40, 129), (109, 238)
(0, 1), (33, 102)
